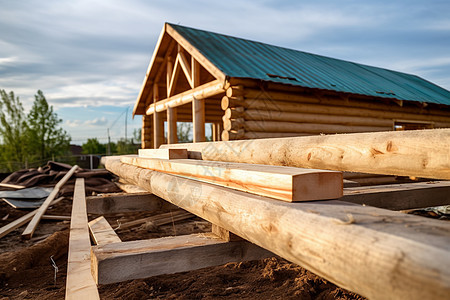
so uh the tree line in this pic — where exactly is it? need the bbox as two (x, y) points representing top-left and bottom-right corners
(0, 90), (71, 172)
(0, 89), (141, 172)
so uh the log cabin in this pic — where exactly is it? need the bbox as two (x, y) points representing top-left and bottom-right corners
(133, 23), (450, 148)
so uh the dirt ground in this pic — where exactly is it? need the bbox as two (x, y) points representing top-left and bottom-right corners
(0, 197), (367, 300)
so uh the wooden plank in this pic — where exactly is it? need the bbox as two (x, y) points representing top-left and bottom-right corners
(160, 129), (450, 180)
(121, 155), (343, 202)
(167, 107), (178, 144)
(86, 192), (171, 215)
(91, 233), (272, 284)
(342, 181), (450, 210)
(104, 157), (450, 300)
(138, 148), (188, 159)
(22, 165), (79, 240)
(65, 178), (99, 300)
(146, 80), (224, 114)
(0, 197), (64, 239)
(88, 216), (121, 245)
(153, 84), (164, 148)
(0, 183), (26, 189)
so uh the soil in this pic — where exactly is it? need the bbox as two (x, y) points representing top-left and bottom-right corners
(0, 197), (367, 300)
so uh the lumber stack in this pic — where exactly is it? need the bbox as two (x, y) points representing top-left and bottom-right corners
(103, 156), (450, 300)
(220, 85), (450, 140)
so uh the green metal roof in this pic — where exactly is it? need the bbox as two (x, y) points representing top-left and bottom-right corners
(169, 23), (450, 106)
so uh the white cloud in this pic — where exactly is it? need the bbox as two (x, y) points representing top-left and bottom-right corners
(85, 117), (108, 127)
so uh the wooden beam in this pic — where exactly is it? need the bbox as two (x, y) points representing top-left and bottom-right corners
(65, 178), (99, 299)
(91, 233), (272, 285)
(121, 155), (343, 202)
(167, 107), (178, 144)
(86, 192), (170, 215)
(212, 224), (241, 242)
(88, 216), (121, 245)
(166, 56), (173, 97)
(167, 55), (180, 98)
(104, 157), (450, 300)
(146, 80), (224, 114)
(177, 52), (193, 88)
(192, 57), (200, 87)
(160, 129), (450, 180)
(22, 165), (79, 239)
(0, 197), (64, 239)
(138, 148), (188, 159)
(342, 181), (450, 210)
(193, 98), (205, 142)
(166, 23), (226, 82)
(153, 84), (164, 148)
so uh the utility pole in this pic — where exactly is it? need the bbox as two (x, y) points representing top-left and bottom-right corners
(107, 128), (111, 155)
(125, 107), (129, 143)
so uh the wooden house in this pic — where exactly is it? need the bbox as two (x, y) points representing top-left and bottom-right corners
(133, 23), (450, 148)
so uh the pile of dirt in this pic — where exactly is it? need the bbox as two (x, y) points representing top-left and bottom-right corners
(98, 257), (364, 300)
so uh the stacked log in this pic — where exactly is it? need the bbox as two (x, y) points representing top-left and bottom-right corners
(141, 115), (153, 149)
(220, 85), (450, 140)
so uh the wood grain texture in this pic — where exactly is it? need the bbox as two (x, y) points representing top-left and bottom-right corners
(146, 80), (224, 114)
(342, 181), (450, 210)
(121, 155), (343, 202)
(104, 157), (450, 300)
(160, 129), (450, 180)
(88, 216), (121, 245)
(66, 178), (99, 300)
(91, 233), (272, 284)
(138, 148), (188, 159)
(86, 192), (170, 215)
(22, 165), (78, 239)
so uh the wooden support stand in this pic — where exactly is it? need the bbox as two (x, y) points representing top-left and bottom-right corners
(91, 233), (272, 285)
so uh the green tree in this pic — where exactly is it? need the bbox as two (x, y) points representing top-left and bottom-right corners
(27, 90), (71, 161)
(177, 122), (192, 143)
(82, 138), (106, 154)
(0, 90), (29, 171)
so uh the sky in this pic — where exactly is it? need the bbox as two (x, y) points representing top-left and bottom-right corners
(1, 0), (449, 145)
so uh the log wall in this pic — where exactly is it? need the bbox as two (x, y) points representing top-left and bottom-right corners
(221, 85), (450, 141)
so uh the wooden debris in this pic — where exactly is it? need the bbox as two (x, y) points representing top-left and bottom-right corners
(65, 178), (99, 299)
(0, 197), (65, 239)
(121, 155), (343, 202)
(22, 165), (79, 239)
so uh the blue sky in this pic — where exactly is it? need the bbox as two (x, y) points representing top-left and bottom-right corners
(1, 0), (450, 145)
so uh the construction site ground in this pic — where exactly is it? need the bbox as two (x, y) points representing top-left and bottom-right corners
(0, 197), (367, 300)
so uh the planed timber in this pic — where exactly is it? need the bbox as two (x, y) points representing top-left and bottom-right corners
(91, 233), (272, 284)
(86, 192), (172, 215)
(22, 165), (79, 239)
(103, 157), (450, 300)
(160, 129), (450, 180)
(138, 148), (188, 159)
(167, 107), (178, 144)
(121, 155), (343, 202)
(342, 181), (450, 210)
(88, 216), (121, 245)
(146, 80), (224, 114)
(0, 197), (64, 239)
(66, 178), (100, 299)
